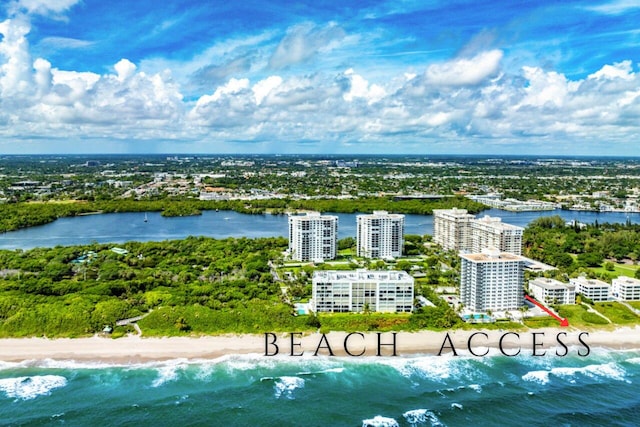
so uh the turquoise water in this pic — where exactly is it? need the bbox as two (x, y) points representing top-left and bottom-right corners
(2, 349), (639, 426)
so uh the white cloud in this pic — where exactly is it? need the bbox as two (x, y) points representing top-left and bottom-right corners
(9, 0), (80, 17)
(520, 66), (570, 107)
(269, 22), (346, 69)
(197, 77), (250, 105)
(114, 59), (137, 82)
(0, 17), (33, 97)
(1, 11), (640, 154)
(38, 36), (93, 50)
(588, 60), (635, 81)
(252, 76), (283, 105)
(342, 69), (386, 104)
(425, 50), (503, 86)
(32, 57), (51, 95)
(586, 0), (640, 15)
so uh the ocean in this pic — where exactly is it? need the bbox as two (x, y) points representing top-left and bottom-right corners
(1, 348), (639, 426)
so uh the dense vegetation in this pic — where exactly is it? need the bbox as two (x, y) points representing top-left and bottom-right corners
(524, 216), (640, 279)
(3, 213), (640, 337)
(0, 236), (313, 337)
(0, 234), (466, 337)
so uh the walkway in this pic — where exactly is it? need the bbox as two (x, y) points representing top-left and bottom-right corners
(115, 311), (152, 336)
(581, 302), (612, 323)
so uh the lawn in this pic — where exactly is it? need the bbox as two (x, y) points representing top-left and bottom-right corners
(593, 301), (640, 325)
(523, 316), (564, 328)
(628, 301), (640, 310)
(589, 262), (640, 279)
(556, 304), (610, 327)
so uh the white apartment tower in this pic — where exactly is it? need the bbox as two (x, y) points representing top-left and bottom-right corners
(433, 208), (474, 252)
(288, 212), (338, 262)
(312, 270), (414, 313)
(470, 215), (524, 255)
(356, 211), (405, 259)
(460, 248), (525, 312)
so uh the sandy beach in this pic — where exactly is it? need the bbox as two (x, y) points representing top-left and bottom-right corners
(0, 327), (638, 363)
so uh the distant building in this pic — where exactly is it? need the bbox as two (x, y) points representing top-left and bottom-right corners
(356, 210), (404, 259)
(459, 248), (525, 312)
(335, 160), (358, 168)
(288, 212), (338, 262)
(528, 278), (575, 305)
(470, 215), (524, 256)
(312, 270), (414, 313)
(433, 208), (474, 252)
(612, 277), (640, 301)
(570, 277), (610, 302)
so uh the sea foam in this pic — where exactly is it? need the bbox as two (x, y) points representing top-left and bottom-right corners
(362, 415), (399, 427)
(0, 375), (67, 400)
(522, 362), (628, 385)
(274, 376), (304, 399)
(403, 408), (445, 426)
(151, 361), (189, 388)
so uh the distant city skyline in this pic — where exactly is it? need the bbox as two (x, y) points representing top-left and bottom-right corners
(0, 0), (639, 155)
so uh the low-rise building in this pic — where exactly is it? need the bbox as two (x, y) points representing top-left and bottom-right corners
(312, 270), (414, 313)
(570, 277), (610, 302)
(528, 278), (575, 305)
(612, 277), (640, 301)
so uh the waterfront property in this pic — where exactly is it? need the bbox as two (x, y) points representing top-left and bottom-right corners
(470, 215), (523, 255)
(288, 212), (338, 262)
(528, 278), (576, 305)
(467, 195), (557, 211)
(433, 208), (474, 252)
(459, 248), (525, 312)
(612, 276), (640, 301)
(311, 270), (414, 313)
(356, 210), (404, 259)
(433, 208), (523, 255)
(570, 277), (611, 302)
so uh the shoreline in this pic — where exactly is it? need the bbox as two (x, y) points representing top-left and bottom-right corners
(0, 327), (638, 364)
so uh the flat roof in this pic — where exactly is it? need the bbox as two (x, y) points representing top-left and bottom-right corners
(613, 276), (640, 285)
(570, 277), (609, 287)
(530, 278), (574, 290)
(313, 269), (413, 282)
(460, 251), (524, 262)
(472, 215), (524, 231)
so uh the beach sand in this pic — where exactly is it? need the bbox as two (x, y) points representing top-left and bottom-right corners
(0, 327), (638, 363)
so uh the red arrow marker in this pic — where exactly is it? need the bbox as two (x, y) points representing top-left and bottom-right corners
(524, 295), (569, 327)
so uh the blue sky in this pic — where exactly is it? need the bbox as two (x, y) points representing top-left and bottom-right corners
(0, 0), (639, 155)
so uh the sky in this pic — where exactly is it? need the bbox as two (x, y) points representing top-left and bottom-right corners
(0, 0), (639, 155)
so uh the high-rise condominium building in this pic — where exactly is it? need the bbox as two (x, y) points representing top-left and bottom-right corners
(312, 270), (414, 313)
(470, 215), (524, 255)
(356, 210), (405, 259)
(433, 209), (523, 255)
(460, 248), (525, 312)
(288, 212), (338, 262)
(433, 208), (474, 252)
